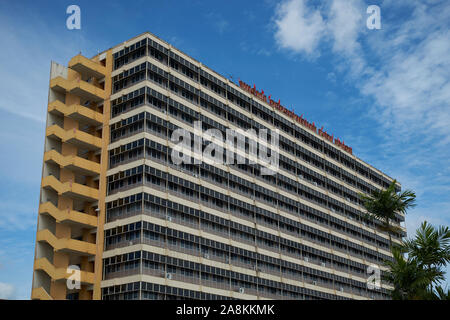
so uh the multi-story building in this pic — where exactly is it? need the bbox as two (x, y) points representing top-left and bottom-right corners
(31, 32), (405, 300)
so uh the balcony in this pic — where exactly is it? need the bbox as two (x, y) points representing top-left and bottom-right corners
(48, 100), (103, 126)
(46, 125), (102, 151)
(50, 76), (105, 102)
(39, 202), (97, 228)
(36, 229), (96, 256)
(34, 257), (95, 285)
(42, 175), (99, 202)
(31, 287), (53, 300)
(69, 54), (106, 79)
(44, 149), (100, 177)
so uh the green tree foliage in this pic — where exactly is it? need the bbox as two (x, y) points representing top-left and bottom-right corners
(360, 180), (416, 247)
(384, 222), (450, 300)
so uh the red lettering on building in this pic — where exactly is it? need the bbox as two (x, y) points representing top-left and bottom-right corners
(238, 80), (352, 155)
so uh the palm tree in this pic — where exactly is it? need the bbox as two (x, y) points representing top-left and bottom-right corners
(402, 221), (450, 268)
(359, 179), (416, 247)
(384, 221), (450, 300)
(401, 221), (450, 296)
(432, 286), (450, 300)
(383, 246), (442, 300)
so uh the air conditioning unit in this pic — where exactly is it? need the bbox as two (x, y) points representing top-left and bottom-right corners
(166, 215), (172, 222)
(238, 287), (245, 294)
(340, 287), (344, 292)
(203, 253), (210, 259)
(304, 257), (309, 262)
(313, 182), (318, 186)
(128, 241), (133, 246)
(346, 197), (351, 202)
(331, 208), (336, 213)
(320, 262), (326, 267)
(166, 273), (172, 280)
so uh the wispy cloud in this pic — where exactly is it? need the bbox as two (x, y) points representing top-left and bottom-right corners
(274, 0), (450, 142)
(272, 0), (450, 259)
(0, 233), (35, 299)
(0, 5), (102, 300)
(240, 41), (273, 57)
(205, 12), (230, 34)
(274, 0), (326, 57)
(0, 282), (16, 299)
(326, 72), (336, 83)
(0, 201), (37, 231)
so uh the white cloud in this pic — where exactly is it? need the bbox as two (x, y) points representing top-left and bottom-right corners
(274, 0), (369, 74)
(327, 0), (364, 54)
(205, 12), (230, 34)
(257, 48), (272, 57)
(272, 2), (450, 273)
(273, 0), (365, 55)
(0, 201), (37, 231)
(0, 283), (16, 300)
(273, 1), (450, 171)
(274, 0), (326, 57)
(405, 210), (450, 237)
(326, 72), (336, 83)
(273, 0), (450, 144)
(363, 30), (450, 138)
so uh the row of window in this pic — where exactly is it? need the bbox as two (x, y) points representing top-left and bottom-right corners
(106, 189), (390, 257)
(110, 83), (399, 209)
(111, 41), (395, 191)
(106, 163), (395, 255)
(103, 250), (388, 298)
(106, 194), (390, 264)
(102, 281), (347, 300)
(108, 123), (404, 235)
(110, 109), (363, 201)
(107, 107), (403, 227)
(104, 219), (392, 285)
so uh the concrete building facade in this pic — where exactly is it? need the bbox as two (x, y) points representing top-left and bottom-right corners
(31, 32), (405, 300)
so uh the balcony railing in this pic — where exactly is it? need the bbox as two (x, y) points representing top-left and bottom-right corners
(34, 257), (95, 284)
(50, 76), (105, 102)
(69, 54), (106, 79)
(104, 268), (140, 280)
(46, 124), (102, 151)
(42, 175), (98, 202)
(44, 149), (100, 176)
(201, 279), (230, 291)
(48, 100), (103, 126)
(39, 201), (97, 228)
(36, 229), (96, 256)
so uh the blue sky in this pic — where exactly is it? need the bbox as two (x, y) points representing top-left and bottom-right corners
(0, 0), (448, 299)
